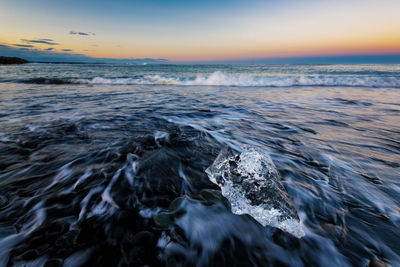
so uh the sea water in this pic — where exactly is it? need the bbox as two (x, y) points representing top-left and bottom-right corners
(0, 63), (399, 266)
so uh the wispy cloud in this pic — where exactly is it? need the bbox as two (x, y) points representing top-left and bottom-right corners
(13, 44), (34, 48)
(21, 39), (59, 45)
(45, 48), (54, 51)
(62, 49), (72, 52)
(69, 30), (96, 36)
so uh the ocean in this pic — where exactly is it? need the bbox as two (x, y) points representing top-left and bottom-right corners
(0, 63), (399, 266)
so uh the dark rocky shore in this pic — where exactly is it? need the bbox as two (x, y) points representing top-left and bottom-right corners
(0, 56), (29, 64)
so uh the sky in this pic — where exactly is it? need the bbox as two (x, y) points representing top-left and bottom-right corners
(1, 0), (400, 62)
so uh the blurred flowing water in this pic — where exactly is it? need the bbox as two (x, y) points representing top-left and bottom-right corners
(0, 63), (399, 266)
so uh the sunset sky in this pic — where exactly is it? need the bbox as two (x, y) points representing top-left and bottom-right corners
(1, 0), (400, 62)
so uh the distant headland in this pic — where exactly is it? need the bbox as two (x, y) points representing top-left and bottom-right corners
(0, 55), (169, 65)
(0, 56), (29, 64)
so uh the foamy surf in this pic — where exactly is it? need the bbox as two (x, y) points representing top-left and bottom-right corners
(21, 71), (400, 87)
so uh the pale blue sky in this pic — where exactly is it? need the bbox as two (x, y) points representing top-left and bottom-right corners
(1, 0), (399, 61)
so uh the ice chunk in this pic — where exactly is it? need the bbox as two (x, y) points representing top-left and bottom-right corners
(206, 146), (305, 238)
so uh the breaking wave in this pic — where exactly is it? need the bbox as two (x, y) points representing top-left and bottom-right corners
(20, 71), (400, 87)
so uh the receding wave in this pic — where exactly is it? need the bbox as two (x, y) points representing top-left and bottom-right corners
(20, 71), (400, 87)
(22, 78), (79, 84)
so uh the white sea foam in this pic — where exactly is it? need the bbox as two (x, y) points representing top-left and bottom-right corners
(157, 232), (170, 248)
(70, 71), (400, 88)
(139, 207), (162, 218)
